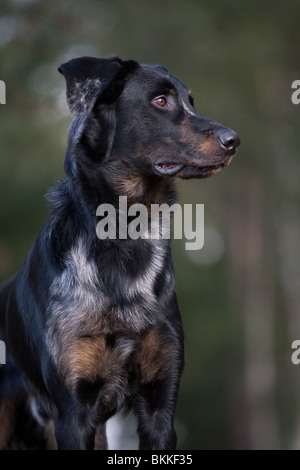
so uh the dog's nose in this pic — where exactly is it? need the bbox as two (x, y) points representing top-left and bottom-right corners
(218, 129), (240, 152)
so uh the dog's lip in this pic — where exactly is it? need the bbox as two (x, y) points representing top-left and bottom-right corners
(195, 161), (226, 176)
(154, 162), (184, 176)
(195, 153), (237, 176)
(154, 158), (231, 177)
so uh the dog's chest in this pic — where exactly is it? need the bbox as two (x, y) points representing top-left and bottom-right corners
(61, 326), (175, 416)
(47, 238), (172, 350)
(81, 239), (165, 308)
(45, 238), (176, 413)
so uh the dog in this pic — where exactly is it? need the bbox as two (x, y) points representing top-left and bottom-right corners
(0, 56), (240, 450)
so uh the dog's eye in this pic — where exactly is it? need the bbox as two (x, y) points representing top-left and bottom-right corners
(153, 96), (167, 107)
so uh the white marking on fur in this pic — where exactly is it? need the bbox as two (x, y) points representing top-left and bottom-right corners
(67, 238), (98, 287)
(46, 238), (106, 363)
(30, 396), (47, 427)
(127, 241), (166, 301)
(48, 238), (101, 313)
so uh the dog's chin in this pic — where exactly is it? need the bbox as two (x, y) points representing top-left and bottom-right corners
(154, 155), (235, 179)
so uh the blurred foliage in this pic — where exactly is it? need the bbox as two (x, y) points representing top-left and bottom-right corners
(1, 0), (300, 450)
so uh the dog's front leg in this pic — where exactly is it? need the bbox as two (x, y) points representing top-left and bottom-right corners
(54, 406), (96, 450)
(135, 377), (179, 450)
(135, 326), (183, 450)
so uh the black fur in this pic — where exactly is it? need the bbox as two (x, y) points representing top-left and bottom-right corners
(0, 56), (240, 450)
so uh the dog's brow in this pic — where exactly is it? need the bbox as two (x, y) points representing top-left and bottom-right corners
(152, 77), (177, 94)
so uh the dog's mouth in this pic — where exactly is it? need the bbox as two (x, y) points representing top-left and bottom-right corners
(154, 162), (184, 175)
(194, 162), (226, 177)
(154, 160), (230, 178)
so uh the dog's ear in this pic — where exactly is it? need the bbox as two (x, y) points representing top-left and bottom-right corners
(58, 56), (138, 116)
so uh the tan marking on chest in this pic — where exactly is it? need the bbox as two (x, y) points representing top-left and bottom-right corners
(66, 334), (137, 387)
(137, 327), (177, 383)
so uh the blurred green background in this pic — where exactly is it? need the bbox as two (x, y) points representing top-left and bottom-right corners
(1, 0), (300, 450)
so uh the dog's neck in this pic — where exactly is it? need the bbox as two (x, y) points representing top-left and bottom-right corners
(46, 162), (176, 258)
(73, 155), (178, 211)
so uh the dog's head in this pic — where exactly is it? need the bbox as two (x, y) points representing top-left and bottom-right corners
(59, 56), (240, 182)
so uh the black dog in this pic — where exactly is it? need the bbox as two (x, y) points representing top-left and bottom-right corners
(0, 56), (240, 450)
